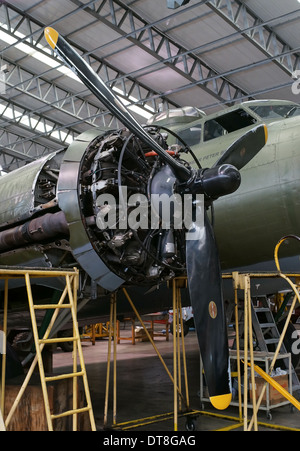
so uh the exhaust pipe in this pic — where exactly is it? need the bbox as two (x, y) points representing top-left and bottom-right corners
(0, 211), (69, 252)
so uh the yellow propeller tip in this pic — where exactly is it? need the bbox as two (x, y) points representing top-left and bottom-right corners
(210, 393), (232, 410)
(44, 27), (59, 50)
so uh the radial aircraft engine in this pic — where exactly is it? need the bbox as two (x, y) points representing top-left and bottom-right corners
(0, 28), (268, 410)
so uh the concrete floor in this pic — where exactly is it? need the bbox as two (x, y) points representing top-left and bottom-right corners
(53, 326), (300, 432)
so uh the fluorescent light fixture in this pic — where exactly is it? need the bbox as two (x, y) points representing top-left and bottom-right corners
(0, 25), (76, 79)
(112, 86), (154, 119)
(0, 24), (155, 120)
(0, 102), (74, 144)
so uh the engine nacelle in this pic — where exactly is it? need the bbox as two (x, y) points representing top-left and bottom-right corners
(0, 128), (189, 291)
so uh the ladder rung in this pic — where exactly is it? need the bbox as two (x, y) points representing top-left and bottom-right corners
(34, 304), (72, 310)
(45, 371), (84, 383)
(260, 323), (276, 328)
(254, 307), (270, 313)
(265, 338), (279, 345)
(51, 406), (91, 420)
(39, 337), (77, 344)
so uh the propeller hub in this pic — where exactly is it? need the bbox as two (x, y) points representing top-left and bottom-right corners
(178, 164), (241, 201)
(202, 164), (241, 200)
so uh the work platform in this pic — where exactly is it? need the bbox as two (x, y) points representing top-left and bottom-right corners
(1, 251), (300, 431)
(0, 267), (96, 431)
(100, 267), (300, 432)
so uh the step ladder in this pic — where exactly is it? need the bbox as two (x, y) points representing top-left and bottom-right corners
(26, 272), (96, 431)
(251, 296), (300, 393)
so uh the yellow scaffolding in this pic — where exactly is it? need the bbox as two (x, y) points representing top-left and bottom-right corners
(102, 265), (300, 431)
(2, 235), (298, 431)
(222, 266), (300, 430)
(0, 268), (96, 431)
(104, 280), (191, 431)
(103, 236), (300, 431)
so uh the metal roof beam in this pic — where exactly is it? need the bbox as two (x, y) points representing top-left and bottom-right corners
(206, 0), (300, 75)
(3, 57), (113, 128)
(0, 95), (79, 146)
(69, 0), (251, 105)
(0, 2), (177, 116)
(0, 128), (61, 172)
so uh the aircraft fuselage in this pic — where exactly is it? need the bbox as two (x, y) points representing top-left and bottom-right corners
(153, 100), (300, 273)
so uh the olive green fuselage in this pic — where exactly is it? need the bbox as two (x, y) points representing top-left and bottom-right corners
(0, 100), (300, 325)
(161, 100), (300, 272)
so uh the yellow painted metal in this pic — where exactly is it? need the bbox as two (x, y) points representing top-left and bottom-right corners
(34, 304), (72, 309)
(124, 284), (190, 428)
(243, 275), (249, 431)
(113, 410), (196, 431)
(112, 407), (297, 432)
(1, 268), (96, 432)
(233, 279), (243, 422)
(44, 27), (59, 49)
(65, 274), (96, 431)
(104, 294), (115, 428)
(178, 287), (190, 410)
(5, 282), (71, 428)
(246, 276), (258, 431)
(172, 280), (178, 432)
(72, 271), (78, 432)
(247, 362), (300, 411)
(193, 409), (300, 432)
(105, 284), (190, 431)
(122, 287), (184, 398)
(45, 371), (85, 382)
(2, 262), (299, 431)
(113, 292), (117, 426)
(217, 423), (243, 431)
(274, 235), (300, 273)
(0, 268), (81, 277)
(25, 272), (53, 430)
(227, 263), (300, 431)
(250, 278), (300, 430)
(103, 292), (118, 427)
(51, 406), (91, 421)
(118, 268), (300, 431)
(108, 258), (300, 432)
(39, 337), (77, 344)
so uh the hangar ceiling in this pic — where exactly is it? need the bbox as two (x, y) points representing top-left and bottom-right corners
(0, 0), (299, 172)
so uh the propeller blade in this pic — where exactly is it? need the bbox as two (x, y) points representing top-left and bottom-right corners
(213, 124), (268, 170)
(44, 27), (191, 183)
(186, 207), (231, 410)
(45, 27), (235, 411)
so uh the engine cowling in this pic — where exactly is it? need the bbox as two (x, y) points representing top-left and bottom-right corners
(0, 127), (190, 291)
(59, 127), (188, 290)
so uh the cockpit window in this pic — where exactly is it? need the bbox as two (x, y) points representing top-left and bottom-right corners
(204, 120), (226, 142)
(176, 124), (202, 147)
(249, 105), (300, 119)
(203, 108), (257, 142)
